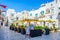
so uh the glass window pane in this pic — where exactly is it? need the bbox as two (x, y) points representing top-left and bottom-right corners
(51, 9), (54, 13)
(59, 7), (60, 9)
(40, 11), (44, 15)
(30, 13), (32, 16)
(58, 12), (60, 15)
(35, 14), (38, 17)
(50, 16), (52, 19)
(22, 16), (24, 19)
(11, 13), (14, 16)
(16, 17), (18, 20)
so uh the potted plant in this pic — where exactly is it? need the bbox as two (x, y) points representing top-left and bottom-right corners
(10, 24), (15, 30)
(44, 26), (50, 35)
(14, 26), (17, 31)
(17, 25), (21, 33)
(53, 26), (58, 32)
(21, 25), (26, 35)
(30, 26), (43, 37)
(14, 23), (19, 31)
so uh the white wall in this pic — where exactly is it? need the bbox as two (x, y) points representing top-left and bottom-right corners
(6, 9), (16, 26)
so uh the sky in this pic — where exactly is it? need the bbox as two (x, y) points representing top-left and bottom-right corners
(0, 0), (53, 12)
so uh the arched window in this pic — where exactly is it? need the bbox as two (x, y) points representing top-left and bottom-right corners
(30, 13), (32, 16)
(51, 9), (54, 13)
(35, 13), (38, 17)
(11, 13), (14, 16)
(58, 12), (60, 15)
(11, 19), (14, 22)
(11, 19), (14, 20)
(46, 8), (50, 14)
(22, 16), (24, 19)
(40, 11), (44, 15)
(51, 4), (53, 6)
(58, 7), (60, 9)
(16, 16), (18, 20)
(50, 16), (52, 19)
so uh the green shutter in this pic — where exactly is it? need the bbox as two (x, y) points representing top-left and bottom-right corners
(59, 7), (60, 9)
(40, 11), (44, 15)
(30, 13), (32, 16)
(22, 16), (24, 19)
(35, 14), (38, 17)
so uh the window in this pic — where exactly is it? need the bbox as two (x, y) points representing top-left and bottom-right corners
(22, 12), (24, 14)
(11, 19), (14, 21)
(11, 13), (14, 16)
(11, 19), (14, 22)
(46, 9), (50, 14)
(30, 13), (32, 16)
(58, 7), (60, 9)
(56, 0), (57, 3)
(22, 16), (24, 19)
(47, 23), (49, 26)
(51, 4), (53, 6)
(51, 9), (54, 13)
(35, 14), (38, 17)
(16, 17), (18, 20)
(40, 11), (44, 15)
(50, 16), (52, 19)
(58, 12), (60, 15)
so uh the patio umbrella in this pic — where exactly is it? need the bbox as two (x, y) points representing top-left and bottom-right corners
(46, 19), (55, 23)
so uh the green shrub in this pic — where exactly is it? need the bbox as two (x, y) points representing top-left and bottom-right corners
(20, 25), (26, 29)
(53, 26), (58, 30)
(34, 26), (43, 30)
(44, 26), (49, 29)
(18, 25), (21, 28)
(10, 24), (15, 27)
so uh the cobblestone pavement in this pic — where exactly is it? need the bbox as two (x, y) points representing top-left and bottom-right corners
(0, 26), (60, 40)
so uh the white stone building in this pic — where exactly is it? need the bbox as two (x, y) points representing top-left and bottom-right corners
(6, 0), (60, 29)
(6, 9), (16, 26)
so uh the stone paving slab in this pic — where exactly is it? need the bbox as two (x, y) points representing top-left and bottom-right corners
(0, 27), (60, 40)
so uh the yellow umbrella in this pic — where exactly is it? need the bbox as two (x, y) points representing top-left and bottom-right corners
(46, 19), (55, 23)
(38, 19), (45, 22)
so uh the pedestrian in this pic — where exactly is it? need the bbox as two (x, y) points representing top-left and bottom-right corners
(25, 23), (30, 38)
(30, 23), (34, 30)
